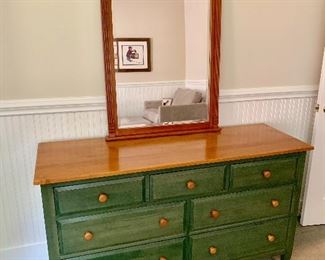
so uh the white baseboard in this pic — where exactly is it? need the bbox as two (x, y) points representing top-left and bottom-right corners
(0, 243), (48, 260)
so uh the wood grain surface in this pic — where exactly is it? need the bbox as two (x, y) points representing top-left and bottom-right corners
(34, 124), (313, 185)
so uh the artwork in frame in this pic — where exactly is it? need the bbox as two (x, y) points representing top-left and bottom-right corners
(115, 38), (151, 72)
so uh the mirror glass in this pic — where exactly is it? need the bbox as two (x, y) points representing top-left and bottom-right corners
(112, 0), (210, 129)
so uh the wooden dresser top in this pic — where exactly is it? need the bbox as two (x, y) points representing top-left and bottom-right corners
(34, 124), (313, 185)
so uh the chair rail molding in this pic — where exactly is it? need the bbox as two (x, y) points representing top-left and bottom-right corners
(219, 85), (318, 103)
(0, 96), (106, 116)
(0, 84), (318, 116)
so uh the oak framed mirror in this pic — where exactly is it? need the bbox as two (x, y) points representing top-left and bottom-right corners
(101, 0), (221, 141)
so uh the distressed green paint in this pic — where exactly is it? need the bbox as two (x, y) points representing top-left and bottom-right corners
(191, 218), (289, 260)
(151, 166), (225, 200)
(40, 152), (307, 260)
(67, 239), (184, 260)
(281, 155), (306, 260)
(191, 185), (293, 230)
(41, 185), (61, 260)
(55, 177), (144, 215)
(58, 202), (185, 255)
(231, 158), (296, 190)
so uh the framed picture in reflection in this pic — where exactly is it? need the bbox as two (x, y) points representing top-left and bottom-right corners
(115, 38), (151, 72)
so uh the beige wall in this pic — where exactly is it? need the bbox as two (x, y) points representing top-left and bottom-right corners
(184, 0), (210, 81)
(112, 0), (186, 83)
(1, 0), (106, 99)
(0, 2), (4, 99)
(220, 0), (325, 89)
(1, 0), (325, 99)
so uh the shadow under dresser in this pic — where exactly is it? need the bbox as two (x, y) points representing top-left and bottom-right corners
(33, 124), (313, 260)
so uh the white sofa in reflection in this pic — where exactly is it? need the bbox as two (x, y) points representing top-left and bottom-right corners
(143, 88), (208, 124)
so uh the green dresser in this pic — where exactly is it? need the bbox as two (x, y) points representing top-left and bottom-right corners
(34, 124), (312, 260)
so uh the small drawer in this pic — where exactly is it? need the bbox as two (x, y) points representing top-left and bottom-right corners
(67, 238), (184, 260)
(231, 157), (296, 189)
(54, 177), (144, 214)
(191, 185), (293, 230)
(151, 166), (225, 200)
(191, 218), (288, 259)
(58, 202), (185, 255)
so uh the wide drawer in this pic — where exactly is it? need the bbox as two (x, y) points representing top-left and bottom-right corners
(191, 218), (288, 259)
(231, 157), (296, 189)
(68, 239), (184, 260)
(58, 202), (185, 255)
(54, 177), (144, 214)
(191, 185), (293, 230)
(151, 166), (225, 200)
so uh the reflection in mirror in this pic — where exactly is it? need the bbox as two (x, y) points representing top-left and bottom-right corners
(111, 0), (210, 129)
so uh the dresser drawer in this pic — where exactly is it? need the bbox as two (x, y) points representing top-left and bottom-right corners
(151, 166), (225, 200)
(231, 157), (296, 189)
(191, 218), (288, 259)
(58, 202), (185, 255)
(54, 177), (144, 214)
(68, 239), (184, 260)
(191, 185), (293, 230)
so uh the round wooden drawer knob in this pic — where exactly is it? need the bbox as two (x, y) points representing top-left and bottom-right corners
(271, 199), (280, 208)
(159, 217), (169, 228)
(262, 170), (272, 179)
(83, 231), (94, 241)
(210, 209), (220, 219)
(186, 180), (196, 190)
(267, 233), (276, 242)
(209, 246), (217, 256)
(159, 256), (167, 260)
(98, 193), (109, 203)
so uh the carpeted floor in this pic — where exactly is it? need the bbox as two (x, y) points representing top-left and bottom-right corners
(272, 224), (325, 260)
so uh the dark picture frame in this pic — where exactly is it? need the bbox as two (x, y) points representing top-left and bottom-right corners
(115, 38), (151, 72)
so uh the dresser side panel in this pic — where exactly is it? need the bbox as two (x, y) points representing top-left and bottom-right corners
(283, 153), (306, 259)
(41, 185), (60, 260)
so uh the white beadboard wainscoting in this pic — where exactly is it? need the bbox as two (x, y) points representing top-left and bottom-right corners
(0, 85), (318, 259)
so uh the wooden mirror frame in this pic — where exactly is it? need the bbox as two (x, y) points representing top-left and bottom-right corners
(101, 0), (221, 141)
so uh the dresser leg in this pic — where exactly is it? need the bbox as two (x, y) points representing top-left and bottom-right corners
(281, 253), (292, 260)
